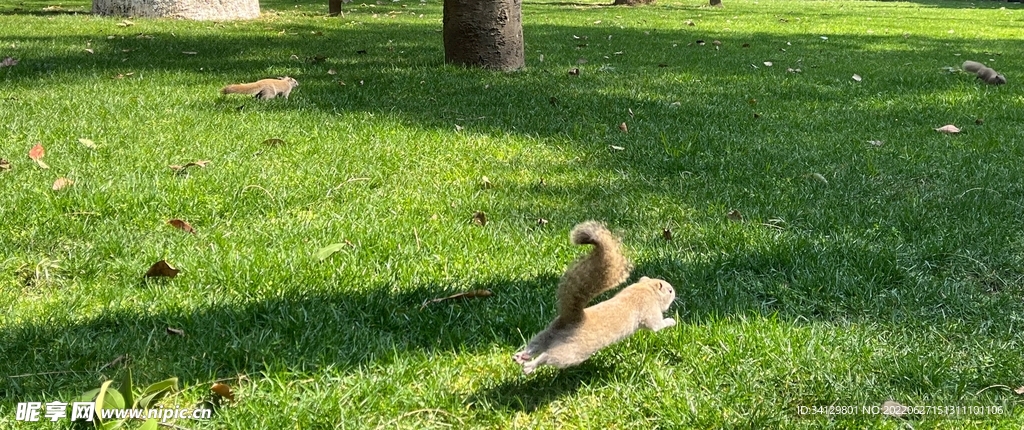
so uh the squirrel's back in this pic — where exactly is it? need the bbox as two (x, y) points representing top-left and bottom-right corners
(556, 221), (631, 322)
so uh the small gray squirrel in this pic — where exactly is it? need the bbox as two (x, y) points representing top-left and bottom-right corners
(512, 221), (676, 374)
(962, 61), (1006, 85)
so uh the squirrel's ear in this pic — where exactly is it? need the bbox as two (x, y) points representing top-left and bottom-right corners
(640, 276), (650, 282)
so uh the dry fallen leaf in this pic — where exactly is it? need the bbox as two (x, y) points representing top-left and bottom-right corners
(685, 20), (695, 26)
(763, 61), (773, 67)
(727, 209), (743, 222)
(28, 143), (49, 169)
(852, 74), (862, 82)
(0, 159), (10, 171)
(480, 176), (492, 189)
(712, 40), (722, 46)
(169, 160), (211, 174)
(52, 177), (73, 191)
(0, 57), (17, 68)
(262, 138), (285, 146)
(811, 172), (828, 184)
(166, 327), (185, 336)
(315, 243), (349, 261)
(144, 260), (179, 278)
(211, 383), (235, 401)
(84, 48), (94, 54)
(618, 122), (628, 133)
(182, 51), (197, 55)
(537, 218), (549, 226)
(327, 68), (337, 75)
(868, 140), (884, 147)
(609, 145), (625, 151)
(881, 400), (904, 418)
(1014, 386), (1024, 395)
(472, 211), (487, 226)
(568, 68), (580, 76)
(935, 124), (960, 134)
(77, 138), (97, 149)
(662, 228), (673, 241)
(420, 289), (494, 309)
(454, 124), (464, 132)
(167, 219), (196, 234)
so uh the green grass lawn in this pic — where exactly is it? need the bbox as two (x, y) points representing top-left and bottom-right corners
(1, 0), (1023, 427)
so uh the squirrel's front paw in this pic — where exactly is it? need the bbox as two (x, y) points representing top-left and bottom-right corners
(513, 351), (531, 365)
(663, 318), (676, 328)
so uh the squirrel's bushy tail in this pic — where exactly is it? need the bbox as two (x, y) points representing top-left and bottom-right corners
(556, 221), (631, 322)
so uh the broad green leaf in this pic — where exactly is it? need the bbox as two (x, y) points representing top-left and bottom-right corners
(102, 386), (125, 410)
(118, 368), (134, 409)
(77, 387), (101, 403)
(137, 377), (178, 408)
(315, 243), (346, 261)
(137, 419), (159, 430)
(100, 420), (125, 430)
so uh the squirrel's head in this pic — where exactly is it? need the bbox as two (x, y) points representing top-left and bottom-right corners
(639, 276), (675, 310)
(278, 76), (299, 87)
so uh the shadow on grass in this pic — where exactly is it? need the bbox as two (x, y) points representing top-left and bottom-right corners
(468, 360), (618, 412)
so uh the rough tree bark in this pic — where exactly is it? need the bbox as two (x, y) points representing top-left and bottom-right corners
(92, 0), (259, 20)
(443, 0), (524, 71)
(612, 0), (655, 5)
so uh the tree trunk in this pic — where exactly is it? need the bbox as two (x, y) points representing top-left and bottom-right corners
(612, 0), (655, 4)
(443, 0), (524, 71)
(92, 0), (259, 20)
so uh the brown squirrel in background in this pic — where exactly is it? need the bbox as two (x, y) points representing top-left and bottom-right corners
(221, 77), (299, 99)
(962, 61), (1006, 85)
(513, 221), (676, 374)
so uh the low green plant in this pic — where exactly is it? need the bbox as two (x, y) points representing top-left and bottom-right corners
(75, 370), (178, 430)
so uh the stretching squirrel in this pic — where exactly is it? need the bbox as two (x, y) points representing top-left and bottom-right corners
(962, 61), (1006, 85)
(221, 77), (299, 99)
(513, 221), (676, 374)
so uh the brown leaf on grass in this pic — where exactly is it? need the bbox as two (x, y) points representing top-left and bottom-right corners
(211, 383), (235, 401)
(262, 138), (285, 146)
(99, 354), (128, 371)
(480, 176), (492, 189)
(420, 289), (494, 309)
(727, 209), (743, 222)
(881, 400), (905, 418)
(662, 228), (673, 241)
(810, 172), (828, 184)
(685, 20), (695, 26)
(166, 327), (185, 336)
(144, 260), (179, 278)
(935, 124), (960, 134)
(0, 159), (10, 171)
(868, 140), (884, 147)
(0, 57), (17, 68)
(618, 122), (628, 133)
(472, 211), (487, 226)
(327, 68), (337, 75)
(852, 74), (863, 82)
(52, 177), (73, 191)
(84, 48), (94, 54)
(78, 138), (97, 149)
(167, 219), (196, 234)
(1014, 386), (1024, 395)
(169, 160), (210, 174)
(28, 143), (49, 169)
(568, 68), (580, 76)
